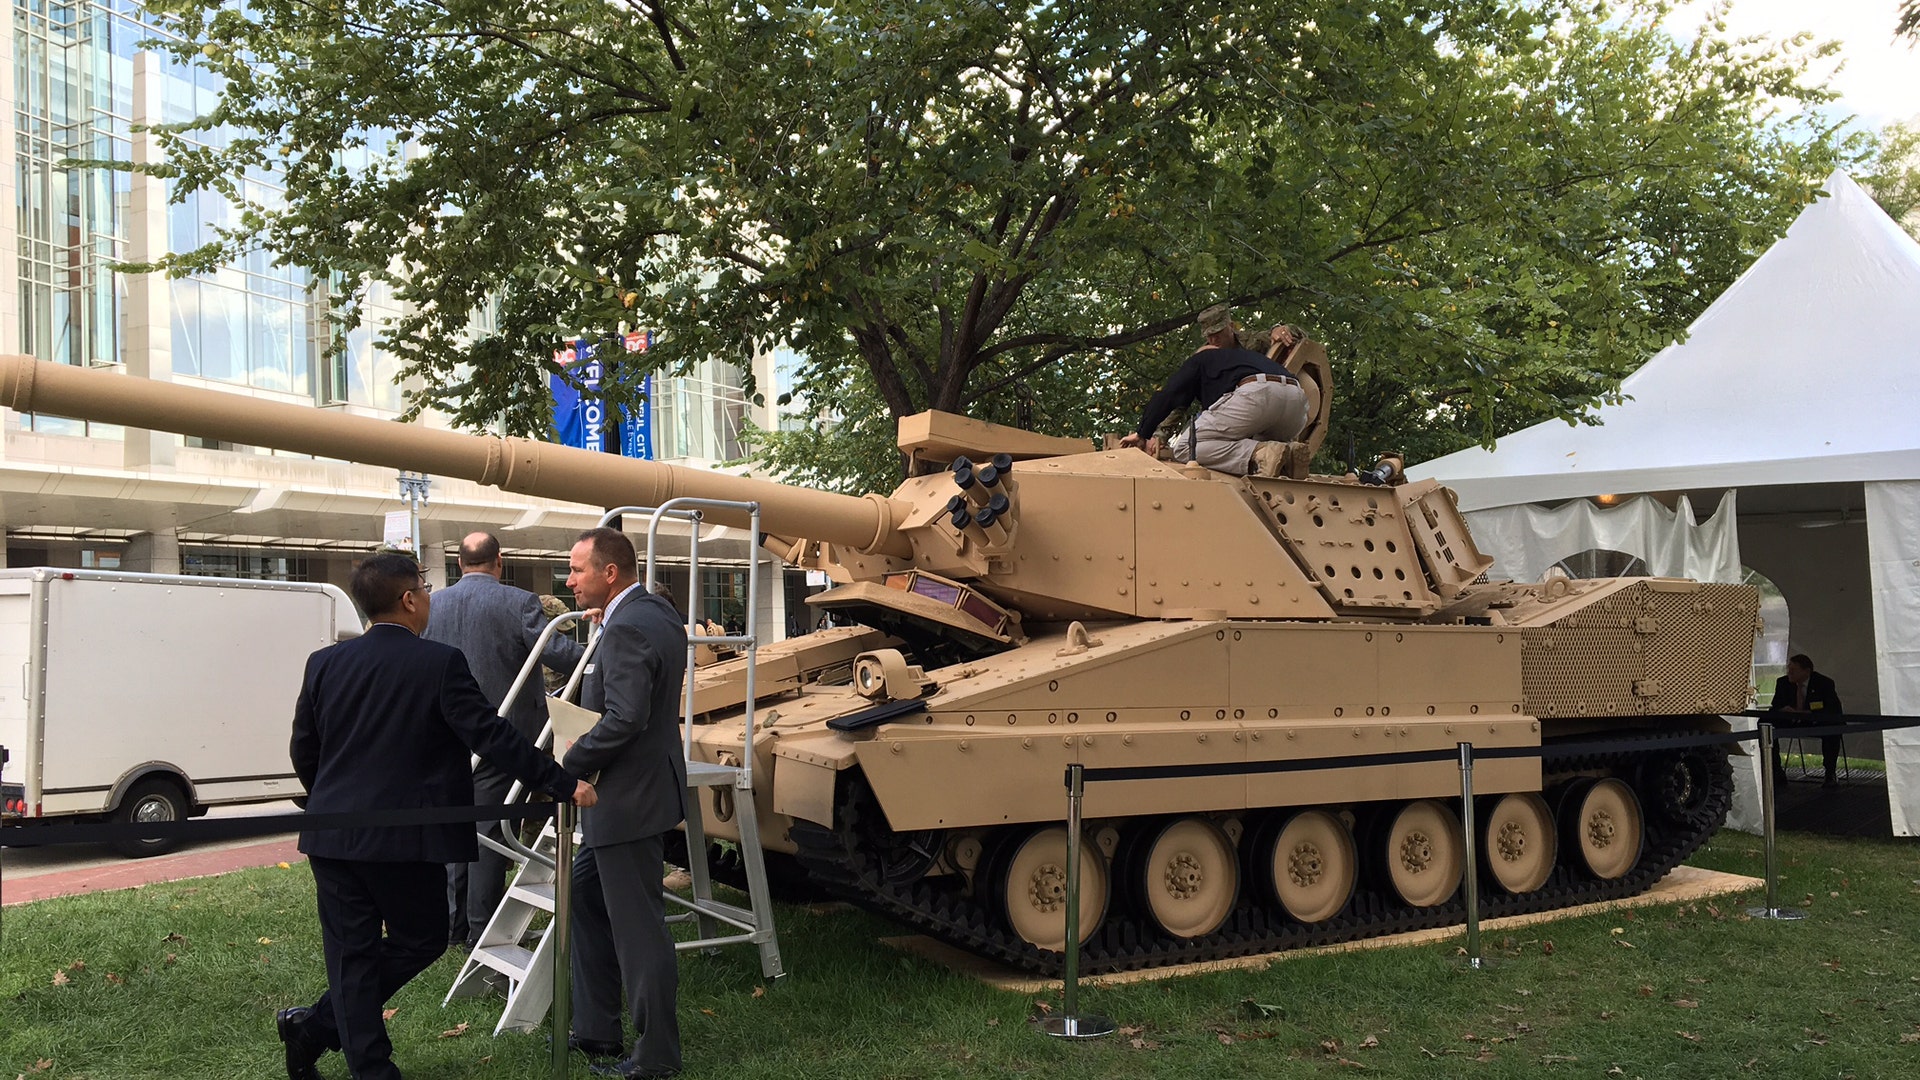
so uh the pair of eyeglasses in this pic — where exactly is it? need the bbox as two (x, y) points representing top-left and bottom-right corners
(415, 580), (433, 594)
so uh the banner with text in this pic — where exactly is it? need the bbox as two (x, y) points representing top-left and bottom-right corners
(550, 332), (653, 460)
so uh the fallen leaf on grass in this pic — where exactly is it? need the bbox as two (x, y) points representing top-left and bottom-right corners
(751, 986), (765, 999)
(164, 953), (177, 966)
(1610, 927), (1626, 935)
(1607, 1066), (1625, 1076)
(438, 1022), (469, 1039)
(986, 1018), (1000, 1028)
(1898, 1033), (1920, 1044)
(28, 1059), (53, 1073)
(1542, 940), (1555, 956)
(258, 937), (274, 946)
(382, 1008), (398, 1021)
(163, 932), (186, 944)
(1541, 1054), (1578, 1064)
(1029, 1000), (1053, 1017)
(1637, 985), (1655, 997)
(700, 1008), (717, 1017)
(1218, 1033), (1233, 1045)
(277, 861), (292, 869)
(1241, 998), (1284, 1019)
(1359, 1034), (1380, 1049)
(105, 972), (125, 986)
(1673, 999), (1699, 1009)
(1803, 1029), (1829, 1046)
(1321, 1038), (1342, 1054)
(51, 971), (68, 987)
(1612, 939), (1637, 949)
(1598, 1011), (1615, 1020)
(1335, 1058), (1368, 1068)
(1128, 1036), (1161, 1050)
(1677, 1031), (1702, 1042)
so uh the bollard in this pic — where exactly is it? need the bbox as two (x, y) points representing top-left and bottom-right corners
(1040, 764), (1114, 1039)
(1457, 742), (1485, 970)
(1747, 723), (1806, 921)
(551, 802), (576, 1079)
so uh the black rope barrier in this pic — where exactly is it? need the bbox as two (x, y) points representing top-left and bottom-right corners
(0, 799), (558, 850)
(1072, 715), (1920, 788)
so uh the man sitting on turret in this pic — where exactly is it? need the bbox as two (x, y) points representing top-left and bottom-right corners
(1120, 303), (1311, 477)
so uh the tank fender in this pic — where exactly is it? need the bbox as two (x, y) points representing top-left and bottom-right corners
(771, 731), (858, 829)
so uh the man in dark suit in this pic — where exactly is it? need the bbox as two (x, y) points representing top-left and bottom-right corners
(427, 530), (585, 949)
(562, 527), (689, 1079)
(275, 552), (597, 1080)
(1770, 652), (1845, 787)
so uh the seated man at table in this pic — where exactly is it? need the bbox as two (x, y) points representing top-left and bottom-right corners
(1769, 653), (1844, 788)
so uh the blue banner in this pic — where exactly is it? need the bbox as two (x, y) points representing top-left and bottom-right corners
(551, 333), (652, 459)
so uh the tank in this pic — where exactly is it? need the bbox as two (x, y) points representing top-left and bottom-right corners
(0, 351), (1757, 974)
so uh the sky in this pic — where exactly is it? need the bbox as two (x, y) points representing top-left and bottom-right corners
(1663, 0), (1919, 131)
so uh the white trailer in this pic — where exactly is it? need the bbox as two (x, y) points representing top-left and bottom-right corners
(0, 568), (361, 856)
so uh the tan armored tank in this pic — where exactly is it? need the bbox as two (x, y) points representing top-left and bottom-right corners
(0, 350), (1757, 974)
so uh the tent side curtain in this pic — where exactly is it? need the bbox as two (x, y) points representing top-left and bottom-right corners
(1867, 480), (1920, 837)
(1460, 490), (1742, 586)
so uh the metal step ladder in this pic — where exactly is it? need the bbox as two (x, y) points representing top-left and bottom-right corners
(445, 501), (785, 1035)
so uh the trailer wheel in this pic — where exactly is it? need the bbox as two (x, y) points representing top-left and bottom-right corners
(112, 777), (187, 858)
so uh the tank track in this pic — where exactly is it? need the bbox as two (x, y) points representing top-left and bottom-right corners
(788, 726), (1733, 975)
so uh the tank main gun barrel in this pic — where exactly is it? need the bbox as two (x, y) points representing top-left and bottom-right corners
(0, 355), (912, 556)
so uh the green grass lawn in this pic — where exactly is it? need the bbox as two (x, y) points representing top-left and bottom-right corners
(5, 828), (1920, 1079)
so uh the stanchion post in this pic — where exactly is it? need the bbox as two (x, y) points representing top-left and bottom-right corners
(1041, 764), (1114, 1040)
(1456, 742), (1485, 970)
(551, 802), (576, 1079)
(1747, 723), (1806, 921)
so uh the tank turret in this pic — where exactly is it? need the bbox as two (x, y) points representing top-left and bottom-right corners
(0, 353), (1757, 973)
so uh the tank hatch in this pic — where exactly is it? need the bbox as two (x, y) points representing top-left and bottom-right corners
(807, 569), (1023, 665)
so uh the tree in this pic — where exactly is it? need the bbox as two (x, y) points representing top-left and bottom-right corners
(1863, 121), (1920, 238)
(130, 0), (1858, 492)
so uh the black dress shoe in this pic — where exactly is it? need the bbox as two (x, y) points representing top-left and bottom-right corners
(275, 1006), (325, 1080)
(567, 1034), (627, 1059)
(590, 1058), (680, 1079)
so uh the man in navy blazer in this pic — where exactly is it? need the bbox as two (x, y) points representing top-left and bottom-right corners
(427, 530), (585, 948)
(275, 552), (596, 1080)
(562, 527), (689, 1079)
(1769, 652), (1846, 787)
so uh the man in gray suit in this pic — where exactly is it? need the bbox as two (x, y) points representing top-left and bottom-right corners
(562, 526), (688, 1079)
(426, 531), (586, 948)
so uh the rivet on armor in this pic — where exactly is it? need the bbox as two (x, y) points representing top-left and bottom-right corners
(1233, 630), (1243, 640)
(1396, 633), (1404, 643)
(1427, 706), (1436, 715)
(1047, 714), (1057, 724)
(1382, 707), (1392, 716)
(959, 741), (970, 752)
(1151, 501), (1162, 510)
(1107, 711), (1117, 722)
(1268, 708), (1278, 718)
(1123, 734), (1133, 745)
(1234, 709), (1245, 719)
(1334, 707), (1344, 718)
(1048, 680), (1059, 692)
(890, 743), (901, 754)
(1198, 734), (1208, 743)
(1180, 710), (1191, 720)
(1287, 730), (1297, 740)
(1366, 707), (1376, 717)
(1022, 738), (1033, 749)
(1215, 710), (1227, 720)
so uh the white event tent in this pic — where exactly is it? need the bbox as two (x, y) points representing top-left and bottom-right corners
(1409, 171), (1920, 834)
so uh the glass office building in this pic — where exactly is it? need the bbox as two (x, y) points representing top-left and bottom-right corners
(1, 2), (797, 629)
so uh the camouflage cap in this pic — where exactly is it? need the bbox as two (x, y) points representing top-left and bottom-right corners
(538, 594), (570, 619)
(1197, 303), (1235, 336)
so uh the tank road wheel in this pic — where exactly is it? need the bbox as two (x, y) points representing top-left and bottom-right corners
(994, 826), (1108, 952)
(1482, 794), (1556, 895)
(1382, 800), (1464, 908)
(1132, 817), (1239, 939)
(1638, 751), (1713, 825)
(1263, 810), (1357, 924)
(1566, 778), (1644, 880)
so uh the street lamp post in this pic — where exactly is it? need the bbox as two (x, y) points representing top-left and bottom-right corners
(396, 471), (432, 555)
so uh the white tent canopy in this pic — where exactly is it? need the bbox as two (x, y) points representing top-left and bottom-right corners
(1410, 171), (1920, 834)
